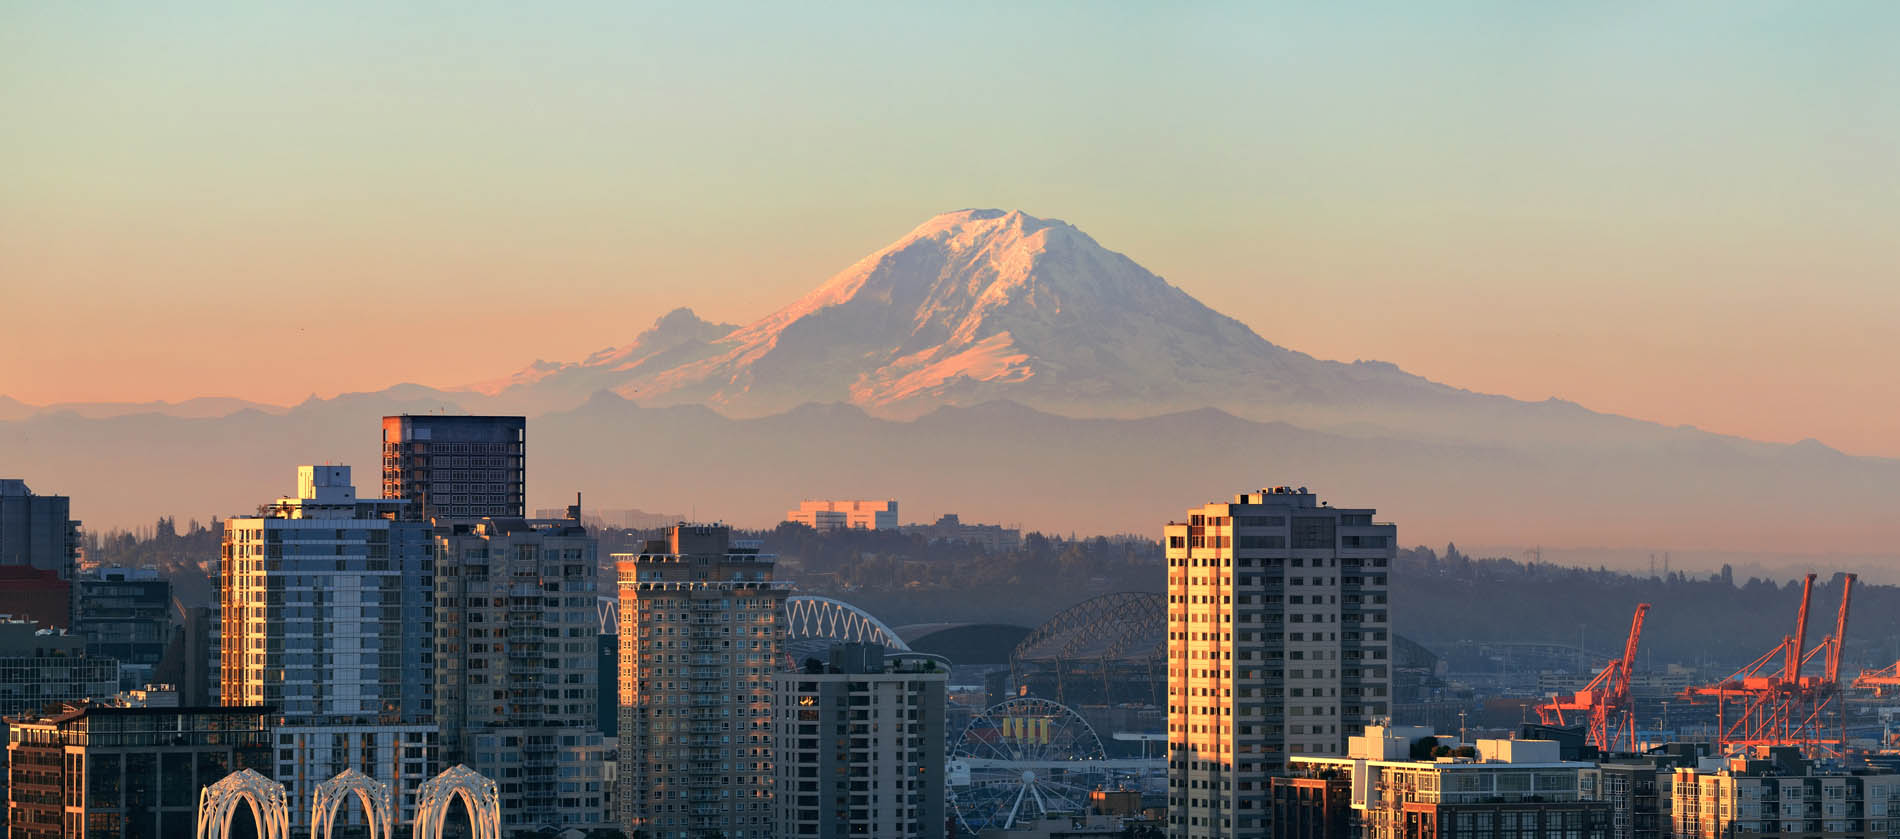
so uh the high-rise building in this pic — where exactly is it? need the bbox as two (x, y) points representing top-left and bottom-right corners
(616, 524), (790, 839)
(0, 480), (80, 626)
(784, 500), (898, 531)
(381, 415), (527, 520)
(72, 567), (173, 689)
(0, 480), (79, 579)
(6, 703), (272, 839)
(770, 643), (948, 839)
(434, 513), (613, 830)
(1166, 486), (1395, 839)
(220, 465), (439, 827)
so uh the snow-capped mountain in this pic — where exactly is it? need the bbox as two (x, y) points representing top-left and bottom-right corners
(477, 209), (1475, 425)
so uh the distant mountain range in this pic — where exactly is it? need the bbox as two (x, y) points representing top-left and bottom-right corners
(3, 209), (1895, 557)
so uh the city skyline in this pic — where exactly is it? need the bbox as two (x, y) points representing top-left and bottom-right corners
(5, 4), (1899, 456)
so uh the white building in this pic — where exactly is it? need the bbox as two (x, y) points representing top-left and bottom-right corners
(1165, 486), (1396, 839)
(785, 500), (898, 531)
(616, 524), (790, 839)
(221, 465), (439, 826)
(771, 644), (948, 839)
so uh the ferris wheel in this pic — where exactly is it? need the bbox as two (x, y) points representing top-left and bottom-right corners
(948, 697), (1110, 834)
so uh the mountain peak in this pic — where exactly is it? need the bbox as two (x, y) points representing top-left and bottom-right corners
(474, 210), (1448, 422)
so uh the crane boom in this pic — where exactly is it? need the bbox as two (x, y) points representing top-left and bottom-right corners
(1827, 574), (1856, 683)
(1789, 574), (1816, 679)
(1616, 604), (1649, 700)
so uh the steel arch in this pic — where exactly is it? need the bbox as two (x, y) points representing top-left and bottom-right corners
(597, 594), (909, 652)
(1013, 592), (1165, 664)
(783, 595), (910, 650)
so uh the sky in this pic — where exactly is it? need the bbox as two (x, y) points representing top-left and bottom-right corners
(4, 2), (1898, 455)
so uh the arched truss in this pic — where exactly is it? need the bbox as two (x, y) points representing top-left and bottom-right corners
(197, 769), (290, 839)
(1013, 592), (1164, 664)
(312, 769), (394, 839)
(784, 595), (909, 650)
(1010, 592), (1165, 706)
(600, 593), (910, 653)
(413, 764), (500, 839)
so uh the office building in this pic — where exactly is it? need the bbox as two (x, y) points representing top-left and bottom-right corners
(381, 415), (526, 520)
(0, 619), (119, 718)
(73, 567), (173, 688)
(6, 703), (272, 839)
(616, 524), (790, 839)
(220, 465), (438, 827)
(1672, 747), (1900, 839)
(1166, 486), (1395, 838)
(785, 500), (898, 531)
(771, 643), (948, 839)
(1288, 726), (1610, 839)
(434, 512), (613, 830)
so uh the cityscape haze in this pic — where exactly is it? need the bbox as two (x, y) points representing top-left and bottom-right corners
(4, 4), (1898, 839)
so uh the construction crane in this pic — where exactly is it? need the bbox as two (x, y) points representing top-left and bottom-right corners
(1681, 573), (1856, 755)
(1537, 603), (1649, 753)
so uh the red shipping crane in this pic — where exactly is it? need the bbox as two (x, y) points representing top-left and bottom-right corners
(1681, 573), (1855, 755)
(1538, 603), (1649, 753)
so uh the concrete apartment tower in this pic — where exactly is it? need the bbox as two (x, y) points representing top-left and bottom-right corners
(1165, 486), (1395, 839)
(220, 465), (439, 827)
(433, 511), (614, 831)
(616, 524), (789, 839)
(770, 643), (948, 839)
(381, 415), (526, 520)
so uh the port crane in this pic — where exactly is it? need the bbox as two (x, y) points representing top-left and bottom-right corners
(1680, 573), (1855, 754)
(1537, 603), (1649, 753)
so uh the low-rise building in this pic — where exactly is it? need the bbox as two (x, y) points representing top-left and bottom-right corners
(902, 513), (1023, 552)
(1672, 747), (1900, 839)
(6, 703), (272, 839)
(0, 620), (118, 718)
(785, 500), (898, 531)
(1288, 726), (1610, 839)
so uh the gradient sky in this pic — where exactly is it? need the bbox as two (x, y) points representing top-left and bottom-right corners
(5, 3), (1897, 454)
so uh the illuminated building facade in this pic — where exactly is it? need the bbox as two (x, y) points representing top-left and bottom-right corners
(616, 524), (788, 839)
(1166, 486), (1395, 838)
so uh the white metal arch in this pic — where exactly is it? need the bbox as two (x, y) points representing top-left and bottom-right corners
(599, 594), (909, 651)
(783, 595), (909, 650)
(197, 769), (290, 839)
(413, 764), (500, 839)
(312, 769), (394, 839)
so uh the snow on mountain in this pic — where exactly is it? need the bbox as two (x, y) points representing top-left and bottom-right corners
(481, 209), (1476, 425)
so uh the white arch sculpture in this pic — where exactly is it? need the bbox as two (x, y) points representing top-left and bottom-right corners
(196, 769), (290, 839)
(412, 764), (501, 839)
(312, 769), (395, 839)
